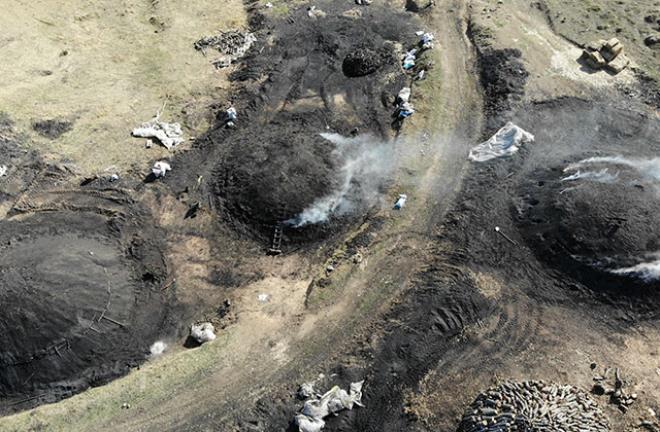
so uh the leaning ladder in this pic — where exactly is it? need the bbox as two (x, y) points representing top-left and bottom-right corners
(268, 222), (283, 255)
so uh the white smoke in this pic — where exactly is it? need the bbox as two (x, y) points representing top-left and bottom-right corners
(560, 168), (618, 184)
(611, 255), (660, 282)
(149, 340), (168, 357)
(564, 156), (660, 181)
(286, 133), (395, 227)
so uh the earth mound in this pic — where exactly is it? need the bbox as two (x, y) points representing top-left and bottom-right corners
(0, 199), (173, 413)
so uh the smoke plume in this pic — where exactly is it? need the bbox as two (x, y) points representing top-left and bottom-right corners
(564, 156), (660, 181)
(560, 168), (618, 184)
(286, 133), (395, 227)
(611, 255), (660, 282)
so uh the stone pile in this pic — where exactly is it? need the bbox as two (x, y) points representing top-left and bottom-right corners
(580, 37), (630, 74)
(457, 380), (610, 432)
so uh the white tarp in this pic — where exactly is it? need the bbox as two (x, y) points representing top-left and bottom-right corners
(295, 381), (364, 432)
(402, 49), (417, 70)
(468, 122), (534, 162)
(149, 341), (168, 356)
(420, 32), (435, 49)
(132, 118), (184, 150)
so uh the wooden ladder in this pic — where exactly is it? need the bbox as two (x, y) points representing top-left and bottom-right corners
(268, 222), (283, 255)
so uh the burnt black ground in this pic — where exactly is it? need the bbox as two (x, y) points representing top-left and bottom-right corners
(31, 119), (73, 140)
(168, 0), (422, 243)
(467, 21), (529, 132)
(325, 97), (660, 432)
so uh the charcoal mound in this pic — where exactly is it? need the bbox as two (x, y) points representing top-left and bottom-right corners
(457, 381), (610, 432)
(0, 207), (171, 413)
(213, 121), (338, 233)
(195, 3), (419, 239)
(516, 163), (660, 296)
(342, 47), (382, 77)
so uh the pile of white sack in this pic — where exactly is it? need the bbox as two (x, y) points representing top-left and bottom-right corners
(468, 122), (534, 162)
(132, 117), (184, 150)
(190, 322), (216, 344)
(294, 381), (365, 432)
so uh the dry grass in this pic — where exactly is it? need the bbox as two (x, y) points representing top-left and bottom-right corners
(0, 0), (246, 174)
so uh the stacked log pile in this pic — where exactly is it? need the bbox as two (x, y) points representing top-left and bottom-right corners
(457, 380), (610, 432)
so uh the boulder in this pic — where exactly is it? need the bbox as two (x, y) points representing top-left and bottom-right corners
(581, 49), (606, 69)
(644, 35), (660, 47)
(586, 39), (608, 52)
(605, 53), (630, 74)
(601, 38), (624, 62)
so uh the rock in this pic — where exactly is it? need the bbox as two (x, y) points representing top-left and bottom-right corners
(590, 362), (598, 370)
(644, 15), (657, 24)
(586, 39), (608, 52)
(581, 49), (606, 69)
(644, 35), (660, 47)
(601, 38), (624, 62)
(458, 381), (610, 432)
(307, 6), (326, 19)
(605, 53), (630, 74)
(342, 8), (362, 19)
